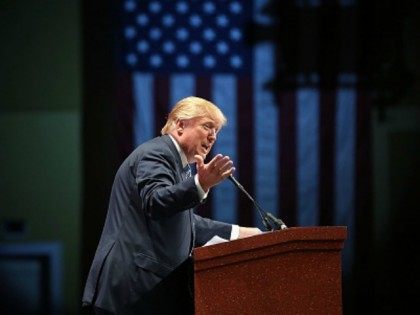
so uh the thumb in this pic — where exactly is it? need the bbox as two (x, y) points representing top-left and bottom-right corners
(194, 155), (204, 169)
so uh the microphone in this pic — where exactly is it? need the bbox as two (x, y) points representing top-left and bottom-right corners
(228, 175), (287, 231)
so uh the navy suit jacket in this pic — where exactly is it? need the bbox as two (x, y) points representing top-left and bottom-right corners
(82, 135), (232, 313)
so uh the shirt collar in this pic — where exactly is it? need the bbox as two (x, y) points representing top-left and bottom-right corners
(168, 134), (188, 168)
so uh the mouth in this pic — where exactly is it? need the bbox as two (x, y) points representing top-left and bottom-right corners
(201, 143), (210, 153)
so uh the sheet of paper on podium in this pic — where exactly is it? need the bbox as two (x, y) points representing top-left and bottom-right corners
(203, 235), (229, 247)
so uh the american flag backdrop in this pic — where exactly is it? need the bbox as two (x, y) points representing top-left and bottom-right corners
(116, 0), (372, 285)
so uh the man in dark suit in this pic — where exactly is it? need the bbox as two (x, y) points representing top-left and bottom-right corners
(82, 96), (261, 314)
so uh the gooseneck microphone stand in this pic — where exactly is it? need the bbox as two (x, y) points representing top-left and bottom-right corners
(228, 175), (287, 231)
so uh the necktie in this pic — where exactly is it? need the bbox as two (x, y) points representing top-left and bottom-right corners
(183, 164), (192, 180)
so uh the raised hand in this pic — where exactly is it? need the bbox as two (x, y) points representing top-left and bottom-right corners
(195, 154), (235, 192)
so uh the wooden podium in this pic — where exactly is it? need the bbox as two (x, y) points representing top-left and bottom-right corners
(193, 226), (347, 315)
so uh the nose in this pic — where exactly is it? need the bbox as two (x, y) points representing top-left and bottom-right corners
(208, 128), (217, 141)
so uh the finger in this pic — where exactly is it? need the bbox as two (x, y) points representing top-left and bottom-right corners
(218, 160), (234, 173)
(194, 154), (204, 168)
(212, 155), (230, 170)
(208, 154), (223, 168)
(221, 167), (235, 178)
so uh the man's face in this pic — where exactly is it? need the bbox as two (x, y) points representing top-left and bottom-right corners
(177, 116), (221, 162)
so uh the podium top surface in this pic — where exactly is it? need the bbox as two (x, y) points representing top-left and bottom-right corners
(194, 226), (347, 263)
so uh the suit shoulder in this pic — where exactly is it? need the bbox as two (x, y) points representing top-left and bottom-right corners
(137, 136), (173, 156)
(126, 136), (176, 165)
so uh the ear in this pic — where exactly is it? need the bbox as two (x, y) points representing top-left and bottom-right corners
(176, 119), (185, 134)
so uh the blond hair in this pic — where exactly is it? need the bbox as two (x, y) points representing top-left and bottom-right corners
(161, 96), (227, 134)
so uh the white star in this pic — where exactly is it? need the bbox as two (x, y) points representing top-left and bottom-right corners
(203, 1), (216, 14)
(216, 41), (229, 54)
(137, 14), (149, 26)
(149, 1), (162, 13)
(203, 28), (216, 41)
(177, 55), (190, 68)
(176, 28), (189, 41)
(162, 14), (175, 27)
(126, 53), (137, 66)
(176, 1), (189, 14)
(230, 55), (242, 68)
(230, 28), (242, 41)
(150, 54), (163, 67)
(137, 40), (149, 53)
(190, 14), (202, 27)
(216, 15), (229, 27)
(203, 55), (216, 68)
(163, 41), (176, 54)
(190, 41), (202, 54)
(230, 1), (242, 14)
(149, 28), (162, 40)
(124, 0), (136, 12)
(124, 26), (136, 39)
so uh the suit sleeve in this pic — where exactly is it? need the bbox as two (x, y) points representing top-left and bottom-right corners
(193, 213), (232, 246)
(135, 148), (203, 219)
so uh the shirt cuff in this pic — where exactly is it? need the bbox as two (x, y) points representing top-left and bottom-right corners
(194, 174), (208, 201)
(230, 224), (240, 240)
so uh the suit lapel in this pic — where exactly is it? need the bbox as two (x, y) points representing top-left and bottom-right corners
(161, 135), (195, 252)
(161, 135), (184, 181)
